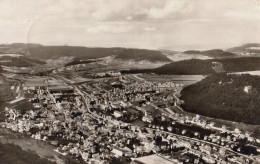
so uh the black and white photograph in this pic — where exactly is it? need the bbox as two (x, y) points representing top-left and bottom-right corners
(1, 0), (260, 163)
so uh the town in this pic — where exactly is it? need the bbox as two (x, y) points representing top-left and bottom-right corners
(2, 70), (260, 164)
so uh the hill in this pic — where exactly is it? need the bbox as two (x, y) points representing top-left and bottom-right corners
(227, 43), (260, 56)
(0, 143), (55, 164)
(121, 57), (260, 75)
(180, 73), (260, 124)
(153, 59), (214, 75)
(201, 49), (236, 58)
(0, 43), (171, 63)
(183, 49), (236, 58)
(0, 55), (45, 67)
(114, 49), (171, 62)
(161, 49), (236, 63)
(183, 50), (201, 54)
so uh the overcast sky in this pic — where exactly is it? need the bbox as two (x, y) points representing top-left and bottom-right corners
(0, 0), (260, 50)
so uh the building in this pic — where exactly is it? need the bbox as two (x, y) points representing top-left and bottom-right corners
(114, 111), (123, 118)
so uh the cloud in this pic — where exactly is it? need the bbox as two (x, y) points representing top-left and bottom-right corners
(145, 0), (186, 19)
(90, 0), (134, 21)
(223, 1), (260, 21)
(144, 27), (156, 31)
(224, 10), (260, 20)
(86, 24), (133, 34)
(126, 16), (133, 20)
(0, 0), (260, 50)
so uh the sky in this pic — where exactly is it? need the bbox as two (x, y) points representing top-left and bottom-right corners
(0, 0), (260, 50)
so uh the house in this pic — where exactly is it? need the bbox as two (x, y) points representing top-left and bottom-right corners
(219, 147), (226, 156)
(200, 145), (211, 155)
(142, 115), (153, 123)
(114, 110), (123, 118)
(167, 126), (172, 132)
(122, 146), (133, 156)
(179, 140), (191, 149)
(111, 147), (124, 157)
(188, 149), (202, 157)
(202, 155), (215, 164)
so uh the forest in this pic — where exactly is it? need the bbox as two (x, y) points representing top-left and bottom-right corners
(180, 73), (260, 124)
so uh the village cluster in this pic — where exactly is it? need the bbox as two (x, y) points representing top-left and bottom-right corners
(3, 74), (260, 164)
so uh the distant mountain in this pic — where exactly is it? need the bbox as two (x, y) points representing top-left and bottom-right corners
(114, 49), (171, 62)
(0, 43), (171, 63)
(0, 43), (41, 54)
(181, 73), (260, 125)
(159, 49), (180, 54)
(227, 43), (260, 56)
(183, 49), (236, 58)
(183, 50), (201, 54)
(121, 57), (260, 75)
(162, 49), (236, 62)
(201, 49), (236, 58)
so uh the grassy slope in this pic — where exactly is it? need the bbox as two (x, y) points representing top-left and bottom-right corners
(0, 56), (45, 67)
(0, 143), (55, 164)
(0, 78), (17, 121)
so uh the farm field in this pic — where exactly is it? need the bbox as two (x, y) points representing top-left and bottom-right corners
(132, 154), (180, 164)
(231, 70), (260, 76)
(138, 73), (205, 85)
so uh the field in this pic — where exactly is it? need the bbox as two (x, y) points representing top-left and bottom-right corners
(24, 76), (48, 87)
(166, 53), (212, 61)
(0, 103), (7, 122)
(0, 78), (17, 102)
(56, 72), (92, 84)
(0, 142), (55, 164)
(9, 99), (37, 114)
(0, 54), (22, 57)
(231, 70), (260, 76)
(138, 73), (205, 85)
(66, 58), (168, 74)
(0, 78), (17, 121)
(132, 154), (179, 164)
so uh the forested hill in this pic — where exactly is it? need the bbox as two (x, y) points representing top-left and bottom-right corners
(180, 73), (260, 125)
(121, 57), (260, 75)
(183, 49), (236, 58)
(153, 59), (214, 74)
